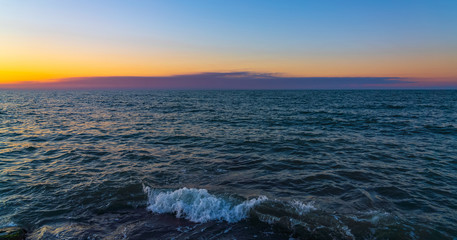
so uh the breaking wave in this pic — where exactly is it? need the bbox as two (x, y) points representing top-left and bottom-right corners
(143, 186), (267, 223)
(142, 187), (404, 239)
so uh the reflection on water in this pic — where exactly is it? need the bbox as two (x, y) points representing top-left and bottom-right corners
(1, 90), (456, 239)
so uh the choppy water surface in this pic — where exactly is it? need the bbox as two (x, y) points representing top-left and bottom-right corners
(1, 90), (456, 239)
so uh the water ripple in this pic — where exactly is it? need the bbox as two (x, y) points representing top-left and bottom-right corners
(0, 90), (456, 239)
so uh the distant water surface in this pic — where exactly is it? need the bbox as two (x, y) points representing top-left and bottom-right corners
(0, 90), (456, 239)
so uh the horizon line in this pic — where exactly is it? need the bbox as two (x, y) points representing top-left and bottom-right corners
(1, 72), (457, 90)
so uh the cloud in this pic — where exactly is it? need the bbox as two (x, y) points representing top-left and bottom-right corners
(0, 72), (454, 89)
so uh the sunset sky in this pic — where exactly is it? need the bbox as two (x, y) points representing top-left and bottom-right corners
(1, 0), (456, 88)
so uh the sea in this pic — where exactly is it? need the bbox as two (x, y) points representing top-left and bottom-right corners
(0, 90), (456, 240)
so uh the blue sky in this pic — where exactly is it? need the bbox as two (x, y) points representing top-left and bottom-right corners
(1, 0), (456, 87)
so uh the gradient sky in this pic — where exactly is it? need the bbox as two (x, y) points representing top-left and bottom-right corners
(1, 0), (456, 88)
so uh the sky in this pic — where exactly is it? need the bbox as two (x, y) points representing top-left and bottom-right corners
(1, 0), (456, 89)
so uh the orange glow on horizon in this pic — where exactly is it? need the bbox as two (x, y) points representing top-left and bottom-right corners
(1, 1), (456, 86)
(1, 36), (456, 84)
(2, 54), (457, 84)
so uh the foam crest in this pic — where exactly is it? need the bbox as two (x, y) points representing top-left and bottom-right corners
(290, 200), (316, 215)
(143, 186), (267, 223)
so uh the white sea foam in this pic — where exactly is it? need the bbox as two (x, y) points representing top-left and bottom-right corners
(290, 200), (316, 215)
(143, 186), (267, 223)
(349, 210), (390, 224)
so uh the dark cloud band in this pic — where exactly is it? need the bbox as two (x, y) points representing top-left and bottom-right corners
(1, 72), (454, 89)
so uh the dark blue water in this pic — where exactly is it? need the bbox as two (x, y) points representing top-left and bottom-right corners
(1, 90), (456, 239)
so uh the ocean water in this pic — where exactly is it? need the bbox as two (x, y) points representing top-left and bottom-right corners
(0, 90), (456, 240)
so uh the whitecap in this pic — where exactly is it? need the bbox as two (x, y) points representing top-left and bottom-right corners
(290, 200), (316, 215)
(143, 186), (267, 223)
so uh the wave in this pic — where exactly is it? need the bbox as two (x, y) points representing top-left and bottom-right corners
(143, 186), (267, 223)
(143, 187), (411, 239)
